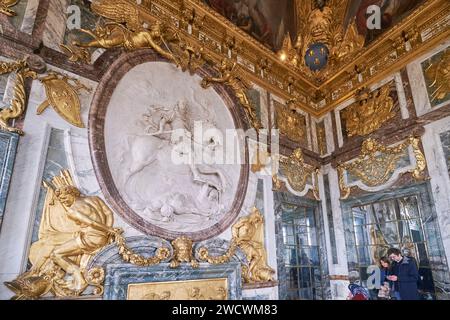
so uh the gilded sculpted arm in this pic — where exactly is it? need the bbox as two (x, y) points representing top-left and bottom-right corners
(67, 205), (115, 234)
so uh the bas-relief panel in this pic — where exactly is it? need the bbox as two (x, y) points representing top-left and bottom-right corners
(104, 62), (242, 235)
(345, 0), (425, 46)
(440, 130), (450, 180)
(127, 278), (228, 300)
(421, 49), (450, 108)
(339, 80), (400, 143)
(202, 0), (295, 51)
(0, 131), (19, 230)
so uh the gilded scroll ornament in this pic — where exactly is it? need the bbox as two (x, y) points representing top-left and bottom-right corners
(275, 101), (306, 144)
(201, 58), (260, 131)
(424, 48), (450, 103)
(338, 137), (427, 200)
(198, 207), (275, 284)
(0, 0), (18, 16)
(37, 72), (92, 128)
(341, 85), (396, 137)
(170, 236), (199, 269)
(4, 170), (121, 299)
(0, 60), (37, 135)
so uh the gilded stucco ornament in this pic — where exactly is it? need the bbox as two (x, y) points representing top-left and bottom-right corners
(276, 101), (306, 144)
(342, 85), (396, 137)
(424, 48), (450, 103)
(4, 170), (120, 299)
(37, 72), (92, 128)
(201, 58), (260, 131)
(338, 137), (427, 200)
(0, 59), (37, 135)
(198, 207), (275, 284)
(170, 236), (199, 269)
(0, 0), (18, 16)
(4, 170), (171, 299)
(274, 148), (320, 200)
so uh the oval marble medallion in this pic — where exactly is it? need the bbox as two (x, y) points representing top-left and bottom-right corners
(90, 51), (248, 241)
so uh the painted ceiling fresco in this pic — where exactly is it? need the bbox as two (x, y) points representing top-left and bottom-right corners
(202, 0), (296, 51)
(203, 0), (425, 51)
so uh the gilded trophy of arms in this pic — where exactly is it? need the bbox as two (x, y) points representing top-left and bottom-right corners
(342, 85), (396, 137)
(0, 0), (19, 16)
(36, 72), (92, 128)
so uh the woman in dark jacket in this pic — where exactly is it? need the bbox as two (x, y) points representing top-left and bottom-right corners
(387, 248), (420, 300)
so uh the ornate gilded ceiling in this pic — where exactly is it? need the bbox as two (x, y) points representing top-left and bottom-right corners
(47, 0), (450, 116)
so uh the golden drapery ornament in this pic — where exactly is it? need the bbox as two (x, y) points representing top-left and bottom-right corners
(274, 148), (320, 200)
(37, 72), (92, 128)
(275, 101), (306, 144)
(0, 0), (18, 16)
(169, 236), (199, 269)
(0, 59), (37, 135)
(424, 48), (450, 103)
(338, 136), (427, 200)
(198, 207), (275, 284)
(341, 85), (396, 137)
(201, 58), (261, 131)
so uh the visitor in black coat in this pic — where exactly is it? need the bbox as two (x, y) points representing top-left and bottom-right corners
(387, 248), (420, 300)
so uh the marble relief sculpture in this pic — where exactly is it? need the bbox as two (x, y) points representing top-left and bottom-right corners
(105, 62), (241, 234)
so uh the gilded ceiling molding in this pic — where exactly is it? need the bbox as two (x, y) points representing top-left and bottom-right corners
(0, 59), (37, 135)
(273, 148), (320, 201)
(338, 137), (427, 200)
(341, 86), (396, 138)
(198, 207), (275, 284)
(0, 0), (19, 17)
(60, 0), (448, 117)
(37, 72), (92, 128)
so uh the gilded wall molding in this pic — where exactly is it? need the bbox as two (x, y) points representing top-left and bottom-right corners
(338, 136), (427, 200)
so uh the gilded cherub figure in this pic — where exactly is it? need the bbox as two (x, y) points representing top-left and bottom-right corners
(201, 58), (260, 130)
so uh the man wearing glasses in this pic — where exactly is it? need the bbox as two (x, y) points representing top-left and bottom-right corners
(386, 248), (420, 300)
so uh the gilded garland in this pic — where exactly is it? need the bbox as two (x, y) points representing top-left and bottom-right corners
(338, 136), (427, 199)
